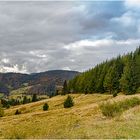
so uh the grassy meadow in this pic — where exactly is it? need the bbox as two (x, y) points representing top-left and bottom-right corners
(1, 93), (140, 138)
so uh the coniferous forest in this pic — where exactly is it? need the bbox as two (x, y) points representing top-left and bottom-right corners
(68, 47), (140, 95)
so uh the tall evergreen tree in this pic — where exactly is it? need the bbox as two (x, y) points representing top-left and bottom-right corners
(23, 96), (28, 104)
(134, 47), (140, 90)
(32, 94), (38, 102)
(120, 54), (137, 94)
(62, 80), (68, 95)
(68, 47), (140, 95)
(103, 66), (114, 94)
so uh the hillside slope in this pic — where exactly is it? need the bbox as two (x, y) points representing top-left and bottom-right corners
(1, 94), (140, 138)
(0, 70), (79, 95)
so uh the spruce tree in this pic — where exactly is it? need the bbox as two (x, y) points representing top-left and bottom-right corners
(103, 66), (114, 94)
(64, 95), (74, 108)
(15, 109), (21, 115)
(120, 54), (137, 94)
(62, 80), (68, 95)
(55, 90), (59, 96)
(68, 47), (139, 95)
(32, 94), (38, 102)
(96, 64), (107, 93)
(43, 103), (49, 111)
(23, 96), (28, 104)
(134, 47), (140, 90)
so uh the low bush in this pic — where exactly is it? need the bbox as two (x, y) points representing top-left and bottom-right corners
(113, 91), (118, 97)
(64, 95), (74, 108)
(15, 109), (21, 115)
(43, 103), (49, 111)
(99, 101), (120, 117)
(6, 104), (10, 109)
(99, 97), (140, 117)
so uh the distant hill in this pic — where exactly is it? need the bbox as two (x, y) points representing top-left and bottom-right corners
(0, 70), (79, 96)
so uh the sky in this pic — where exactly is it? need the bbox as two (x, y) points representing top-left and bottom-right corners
(0, 0), (140, 73)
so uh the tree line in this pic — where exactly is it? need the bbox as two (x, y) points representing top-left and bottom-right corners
(1, 94), (39, 109)
(68, 47), (140, 95)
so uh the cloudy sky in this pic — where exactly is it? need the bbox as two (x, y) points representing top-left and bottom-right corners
(0, 0), (139, 73)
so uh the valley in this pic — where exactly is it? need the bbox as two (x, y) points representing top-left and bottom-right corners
(0, 1), (140, 139)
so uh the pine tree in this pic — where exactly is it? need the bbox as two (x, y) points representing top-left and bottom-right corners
(1, 99), (10, 108)
(112, 57), (124, 92)
(64, 95), (74, 108)
(84, 87), (88, 94)
(23, 96), (28, 104)
(95, 64), (107, 93)
(68, 47), (139, 95)
(103, 66), (114, 94)
(120, 54), (137, 94)
(62, 80), (68, 95)
(32, 94), (38, 102)
(134, 47), (140, 90)
(43, 103), (49, 111)
(55, 89), (59, 96)
(15, 109), (21, 115)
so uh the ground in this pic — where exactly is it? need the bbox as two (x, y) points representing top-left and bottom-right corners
(1, 93), (140, 139)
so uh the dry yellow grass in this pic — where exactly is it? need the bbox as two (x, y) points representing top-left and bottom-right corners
(1, 94), (140, 139)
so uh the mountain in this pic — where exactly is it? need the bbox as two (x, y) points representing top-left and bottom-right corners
(68, 47), (140, 95)
(0, 70), (79, 95)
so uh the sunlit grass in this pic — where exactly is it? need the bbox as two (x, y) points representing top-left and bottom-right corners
(1, 94), (140, 138)
(99, 97), (140, 117)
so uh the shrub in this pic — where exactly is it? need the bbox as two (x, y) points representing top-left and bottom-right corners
(120, 97), (140, 109)
(32, 94), (38, 102)
(64, 95), (74, 108)
(84, 88), (88, 94)
(99, 97), (140, 117)
(43, 103), (49, 111)
(0, 106), (4, 117)
(23, 96), (29, 104)
(100, 101), (121, 117)
(113, 90), (118, 97)
(15, 109), (21, 115)
(1, 99), (10, 108)
(6, 104), (10, 109)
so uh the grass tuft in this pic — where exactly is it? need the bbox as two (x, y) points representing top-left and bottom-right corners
(99, 97), (140, 117)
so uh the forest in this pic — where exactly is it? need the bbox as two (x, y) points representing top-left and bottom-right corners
(68, 47), (140, 95)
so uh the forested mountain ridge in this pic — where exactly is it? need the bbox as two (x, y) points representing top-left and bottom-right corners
(0, 70), (79, 95)
(68, 47), (140, 95)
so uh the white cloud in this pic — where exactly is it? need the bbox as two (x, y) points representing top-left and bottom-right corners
(111, 11), (135, 27)
(62, 67), (71, 71)
(64, 39), (115, 51)
(125, 0), (140, 9)
(0, 64), (27, 73)
(1, 58), (10, 64)
(64, 38), (139, 51)
(63, 38), (140, 71)
(29, 50), (47, 58)
(0, 1), (139, 73)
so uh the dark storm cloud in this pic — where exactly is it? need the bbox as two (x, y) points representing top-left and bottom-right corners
(0, 1), (139, 73)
